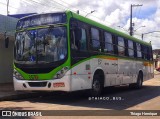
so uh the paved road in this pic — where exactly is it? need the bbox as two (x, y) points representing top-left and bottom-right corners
(0, 74), (160, 118)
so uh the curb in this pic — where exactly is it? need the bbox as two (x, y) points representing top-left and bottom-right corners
(154, 72), (160, 75)
(0, 92), (51, 101)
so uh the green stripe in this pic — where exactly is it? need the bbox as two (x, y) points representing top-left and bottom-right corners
(71, 54), (153, 68)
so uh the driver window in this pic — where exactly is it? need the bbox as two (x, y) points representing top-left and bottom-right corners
(71, 28), (87, 51)
(80, 28), (87, 51)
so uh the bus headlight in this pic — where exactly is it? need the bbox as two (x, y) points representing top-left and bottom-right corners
(13, 69), (24, 80)
(54, 66), (69, 79)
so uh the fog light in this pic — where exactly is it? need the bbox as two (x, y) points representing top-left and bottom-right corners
(23, 83), (27, 88)
(48, 82), (51, 88)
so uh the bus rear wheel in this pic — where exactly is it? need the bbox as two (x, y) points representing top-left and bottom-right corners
(129, 72), (143, 89)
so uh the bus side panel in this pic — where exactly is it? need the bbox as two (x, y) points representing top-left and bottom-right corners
(132, 60), (138, 83)
(90, 57), (118, 87)
(118, 59), (129, 85)
(103, 58), (118, 87)
(70, 60), (92, 91)
(118, 59), (137, 85)
(142, 61), (154, 81)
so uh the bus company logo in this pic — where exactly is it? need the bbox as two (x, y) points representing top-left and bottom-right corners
(2, 111), (11, 116)
(1, 111), (42, 117)
(29, 75), (39, 80)
(53, 82), (65, 87)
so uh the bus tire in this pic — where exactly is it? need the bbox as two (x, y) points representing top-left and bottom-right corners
(90, 73), (104, 97)
(129, 72), (143, 89)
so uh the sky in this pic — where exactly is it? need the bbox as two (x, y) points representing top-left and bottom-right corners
(0, 0), (160, 49)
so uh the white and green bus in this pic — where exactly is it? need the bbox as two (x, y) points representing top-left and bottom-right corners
(13, 11), (154, 96)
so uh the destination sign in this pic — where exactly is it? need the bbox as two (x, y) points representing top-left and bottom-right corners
(16, 13), (66, 29)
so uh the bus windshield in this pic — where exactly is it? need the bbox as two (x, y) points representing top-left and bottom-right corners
(14, 27), (67, 64)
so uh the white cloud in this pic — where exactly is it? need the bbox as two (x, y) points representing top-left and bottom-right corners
(105, 9), (122, 26)
(0, 0), (20, 15)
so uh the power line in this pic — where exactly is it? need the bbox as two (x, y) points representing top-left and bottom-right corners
(48, 0), (71, 10)
(36, 0), (111, 25)
(18, 0), (64, 15)
(0, 0), (118, 28)
(22, 0), (61, 11)
(5, 0), (113, 26)
(134, 33), (160, 38)
(0, 1), (18, 10)
(58, 0), (114, 25)
(23, 0), (113, 25)
(55, 0), (75, 8)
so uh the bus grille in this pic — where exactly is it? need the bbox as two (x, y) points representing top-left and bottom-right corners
(28, 82), (47, 87)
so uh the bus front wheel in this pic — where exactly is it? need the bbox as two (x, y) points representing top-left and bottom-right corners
(90, 74), (104, 96)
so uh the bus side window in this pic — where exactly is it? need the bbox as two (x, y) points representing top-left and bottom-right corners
(148, 47), (153, 61)
(124, 39), (128, 56)
(118, 37), (125, 56)
(71, 29), (78, 50)
(142, 45), (148, 60)
(104, 32), (114, 54)
(91, 27), (101, 52)
(147, 47), (150, 61)
(71, 27), (87, 51)
(136, 43), (142, 58)
(133, 42), (137, 58)
(128, 40), (134, 57)
(79, 28), (87, 51)
(112, 35), (118, 55)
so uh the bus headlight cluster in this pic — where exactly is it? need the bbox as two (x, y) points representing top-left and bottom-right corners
(13, 69), (24, 80)
(54, 66), (69, 79)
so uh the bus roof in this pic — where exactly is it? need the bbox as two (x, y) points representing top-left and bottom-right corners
(66, 11), (151, 47)
(17, 11), (151, 47)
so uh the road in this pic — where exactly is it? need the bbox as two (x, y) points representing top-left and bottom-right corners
(0, 74), (160, 118)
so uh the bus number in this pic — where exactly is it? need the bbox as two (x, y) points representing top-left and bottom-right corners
(29, 75), (39, 80)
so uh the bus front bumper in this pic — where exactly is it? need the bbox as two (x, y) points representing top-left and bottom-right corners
(13, 76), (70, 92)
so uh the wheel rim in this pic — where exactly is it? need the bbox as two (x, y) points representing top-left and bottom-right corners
(93, 80), (101, 93)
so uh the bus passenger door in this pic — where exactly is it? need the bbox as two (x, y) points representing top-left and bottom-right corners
(103, 34), (118, 87)
(70, 22), (91, 91)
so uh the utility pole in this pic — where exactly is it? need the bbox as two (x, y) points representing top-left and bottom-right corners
(7, 0), (10, 15)
(142, 34), (144, 40)
(77, 10), (79, 14)
(142, 31), (160, 40)
(130, 4), (143, 36)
